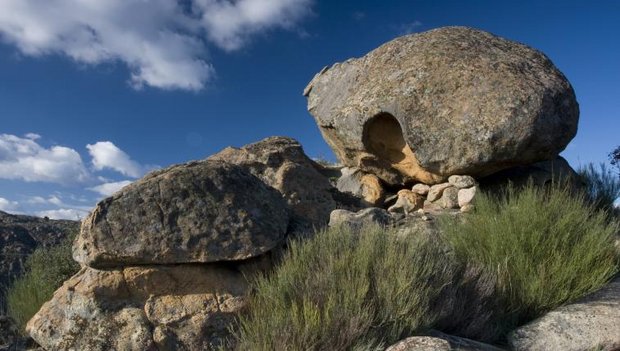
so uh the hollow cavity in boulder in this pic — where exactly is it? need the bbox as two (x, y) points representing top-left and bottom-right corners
(362, 113), (442, 184)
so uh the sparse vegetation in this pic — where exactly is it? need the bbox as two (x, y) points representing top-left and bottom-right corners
(234, 224), (470, 350)
(442, 182), (619, 331)
(6, 233), (79, 332)
(233, 182), (618, 350)
(578, 163), (620, 212)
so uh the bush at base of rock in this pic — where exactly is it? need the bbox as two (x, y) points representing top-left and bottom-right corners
(441, 182), (619, 336)
(232, 182), (619, 350)
(233, 224), (500, 350)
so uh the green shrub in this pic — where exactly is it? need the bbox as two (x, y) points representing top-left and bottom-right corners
(442, 183), (619, 331)
(578, 163), (620, 212)
(234, 224), (470, 350)
(6, 234), (79, 332)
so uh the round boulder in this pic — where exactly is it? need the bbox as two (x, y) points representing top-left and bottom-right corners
(304, 26), (578, 185)
(74, 160), (290, 267)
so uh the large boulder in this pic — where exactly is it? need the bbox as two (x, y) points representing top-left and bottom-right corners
(74, 160), (289, 268)
(27, 264), (249, 350)
(209, 136), (359, 230)
(304, 26), (578, 185)
(509, 276), (620, 351)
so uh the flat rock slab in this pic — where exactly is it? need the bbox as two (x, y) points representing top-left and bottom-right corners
(305, 26), (578, 185)
(74, 160), (289, 267)
(509, 276), (620, 351)
(386, 331), (505, 351)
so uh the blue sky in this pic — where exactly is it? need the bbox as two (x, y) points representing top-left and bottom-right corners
(0, 0), (618, 219)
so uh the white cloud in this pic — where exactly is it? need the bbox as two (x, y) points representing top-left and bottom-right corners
(24, 133), (41, 140)
(89, 180), (133, 196)
(195, 0), (314, 51)
(0, 0), (313, 90)
(0, 134), (90, 184)
(0, 197), (19, 212)
(87, 141), (149, 178)
(36, 208), (88, 220)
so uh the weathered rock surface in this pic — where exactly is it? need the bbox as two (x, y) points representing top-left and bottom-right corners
(458, 186), (477, 208)
(329, 207), (391, 228)
(388, 189), (425, 214)
(209, 136), (356, 230)
(449, 175), (476, 189)
(337, 167), (385, 205)
(27, 264), (249, 351)
(386, 331), (505, 351)
(74, 160), (289, 268)
(439, 187), (460, 209)
(411, 183), (431, 195)
(305, 26), (578, 185)
(509, 276), (620, 351)
(0, 211), (78, 305)
(428, 183), (453, 202)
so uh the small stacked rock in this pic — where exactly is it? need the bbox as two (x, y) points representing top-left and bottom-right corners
(336, 167), (385, 206)
(389, 175), (478, 215)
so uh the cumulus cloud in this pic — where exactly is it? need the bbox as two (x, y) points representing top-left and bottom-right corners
(0, 134), (90, 184)
(0, 197), (19, 212)
(0, 0), (313, 90)
(89, 180), (133, 196)
(36, 208), (88, 220)
(196, 0), (314, 51)
(87, 141), (150, 178)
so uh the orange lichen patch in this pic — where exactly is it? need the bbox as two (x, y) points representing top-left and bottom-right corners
(363, 113), (443, 184)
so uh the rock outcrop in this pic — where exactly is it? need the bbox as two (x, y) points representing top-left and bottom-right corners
(27, 264), (249, 351)
(30, 158), (296, 350)
(209, 136), (359, 231)
(0, 211), (78, 305)
(509, 276), (620, 351)
(28, 138), (361, 350)
(304, 26), (578, 185)
(74, 160), (289, 268)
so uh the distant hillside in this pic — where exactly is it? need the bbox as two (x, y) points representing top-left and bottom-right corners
(0, 211), (79, 304)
